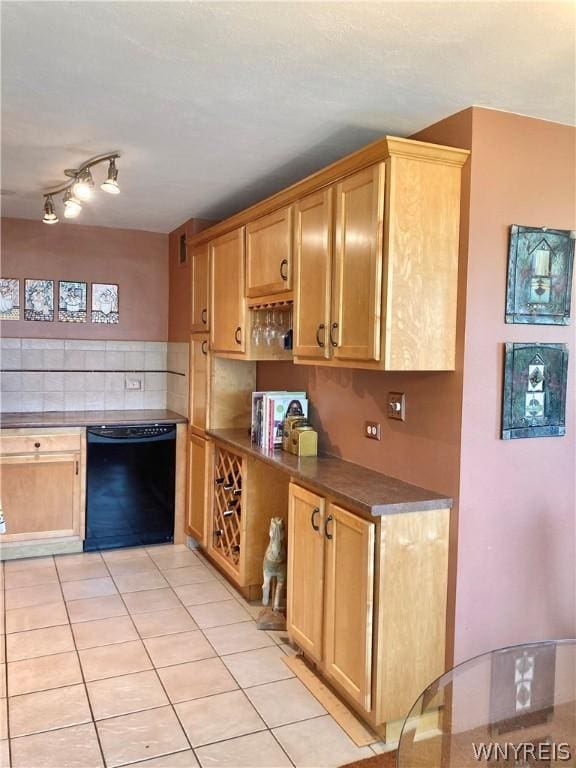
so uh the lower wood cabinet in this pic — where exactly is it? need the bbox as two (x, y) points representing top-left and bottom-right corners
(0, 429), (84, 551)
(287, 484), (375, 710)
(287, 481), (450, 735)
(286, 484), (326, 663)
(324, 503), (375, 711)
(186, 434), (212, 545)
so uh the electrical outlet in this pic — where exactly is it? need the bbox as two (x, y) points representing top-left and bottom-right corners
(365, 421), (381, 440)
(388, 392), (405, 421)
(125, 378), (142, 391)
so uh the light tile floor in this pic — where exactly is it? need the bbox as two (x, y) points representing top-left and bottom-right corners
(0, 544), (377, 767)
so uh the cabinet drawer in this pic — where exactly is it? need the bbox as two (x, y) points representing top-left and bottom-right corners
(0, 433), (82, 456)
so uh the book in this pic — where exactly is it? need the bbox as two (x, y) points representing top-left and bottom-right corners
(251, 391), (308, 450)
(265, 392), (308, 450)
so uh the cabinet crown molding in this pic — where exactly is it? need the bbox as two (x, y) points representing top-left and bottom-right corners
(187, 135), (470, 248)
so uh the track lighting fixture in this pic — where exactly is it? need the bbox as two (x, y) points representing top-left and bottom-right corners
(41, 152), (121, 224)
(101, 158), (120, 195)
(42, 195), (58, 225)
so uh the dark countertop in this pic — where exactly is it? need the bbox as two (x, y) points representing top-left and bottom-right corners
(0, 410), (188, 429)
(207, 428), (452, 517)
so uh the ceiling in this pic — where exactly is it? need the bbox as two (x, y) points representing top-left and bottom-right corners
(1, 1), (574, 233)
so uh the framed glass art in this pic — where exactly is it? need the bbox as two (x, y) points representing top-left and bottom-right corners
(0, 278), (20, 320)
(506, 225), (575, 325)
(91, 283), (119, 324)
(59, 280), (87, 322)
(502, 342), (569, 439)
(24, 279), (54, 321)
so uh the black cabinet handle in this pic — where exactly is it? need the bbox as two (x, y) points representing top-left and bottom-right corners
(324, 514), (334, 540)
(235, 326), (242, 345)
(311, 507), (320, 531)
(201, 341), (208, 355)
(280, 259), (289, 281)
(329, 322), (339, 348)
(315, 324), (325, 348)
(201, 308), (207, 324)
(34, 441), (41, 448)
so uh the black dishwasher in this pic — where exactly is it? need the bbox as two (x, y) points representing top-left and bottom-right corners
(85, 424), (176, 551)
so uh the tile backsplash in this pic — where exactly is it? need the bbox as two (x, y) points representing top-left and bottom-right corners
(167, 342), (189, 418)
(0, 338), (169, 413)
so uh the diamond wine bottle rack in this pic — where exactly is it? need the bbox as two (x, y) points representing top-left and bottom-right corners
(212, 447), (243, 572)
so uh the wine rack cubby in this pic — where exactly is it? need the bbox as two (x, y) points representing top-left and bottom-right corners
(212, 447), (243, 573)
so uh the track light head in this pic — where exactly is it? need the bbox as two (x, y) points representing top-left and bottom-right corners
(101, 158), (120, 194)
(73, 168), (94, 201)
(63, 188), (82, 218)
(42, 196), (58, 225)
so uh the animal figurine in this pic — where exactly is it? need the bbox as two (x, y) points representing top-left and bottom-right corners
(257, 516), (287, 630)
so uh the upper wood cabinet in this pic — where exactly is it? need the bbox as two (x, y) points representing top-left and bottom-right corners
(246, 206), (293, 297)
(209, 228), (246, 354)
(294, 153), (464, 370)
(293, 165), (384, 365)
(191, 243), (209, 333)
(332, 165), (385, 363)
(189, 136), (468, 370)
(293, 189), (333, 360)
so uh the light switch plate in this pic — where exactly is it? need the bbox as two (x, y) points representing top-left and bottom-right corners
(388, 392), (405, 421)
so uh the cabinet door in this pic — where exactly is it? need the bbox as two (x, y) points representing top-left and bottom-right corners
(189, 334), (209, 434)
(324, 503), (375, 711)
(287, 483), (325, 664)
(246, 206), (293, 297)
(209, 228), (246, 353)
(191, 243), (209, 333)
(186, 435), (210, 545)
(1, 453), (81, 541)
(332, 164), (385, 362)
(293, 189), (333, 360)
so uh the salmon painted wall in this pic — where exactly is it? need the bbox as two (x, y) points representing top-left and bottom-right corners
(168, 218), (213, 342)
(0, 218), (168, 340)
(454, 109), (576, 662)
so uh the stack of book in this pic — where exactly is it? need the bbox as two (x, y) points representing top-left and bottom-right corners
(251, 391), (308, 451)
